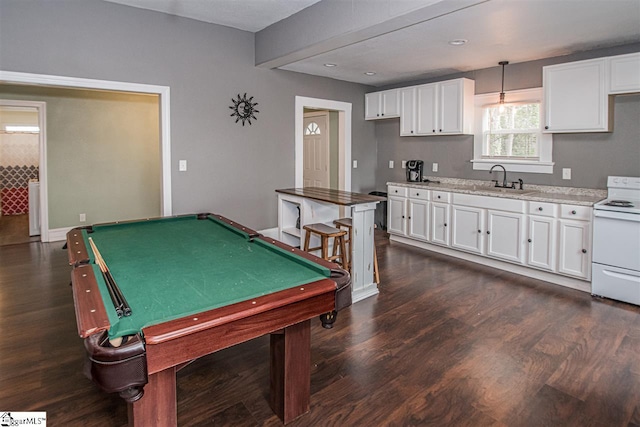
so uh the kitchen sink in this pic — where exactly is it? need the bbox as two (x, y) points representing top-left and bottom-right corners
(469, 185), (538, 195)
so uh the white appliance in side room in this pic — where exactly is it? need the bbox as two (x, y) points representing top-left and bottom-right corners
(592, 176), (640, 306)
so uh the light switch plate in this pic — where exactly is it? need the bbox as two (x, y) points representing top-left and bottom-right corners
(79, 213), (86, 222)
(353, 160), (358, 168)
(179, 160), (187, 172)
(562, 168), (571, 180)
(432, 163), (439, 172)
(389, 160), (394, 168)
(401, 160), (406, 169)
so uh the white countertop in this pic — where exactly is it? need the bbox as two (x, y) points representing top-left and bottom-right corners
(387, 177), (607, 207)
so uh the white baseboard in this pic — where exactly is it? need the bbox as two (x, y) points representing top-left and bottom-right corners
(47, 227), (74, 242)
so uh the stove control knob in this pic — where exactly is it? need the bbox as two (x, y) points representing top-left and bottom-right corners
(622, 178), (628, 185)
(613, 177), (620, 184)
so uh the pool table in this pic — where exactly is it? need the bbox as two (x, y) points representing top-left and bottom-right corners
(66, 214), (351, 426)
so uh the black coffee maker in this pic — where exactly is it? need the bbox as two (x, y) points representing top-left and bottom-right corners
(406, 160), (424, 182)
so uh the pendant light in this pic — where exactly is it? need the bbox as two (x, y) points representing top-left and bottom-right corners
(498, 61), (509, 112)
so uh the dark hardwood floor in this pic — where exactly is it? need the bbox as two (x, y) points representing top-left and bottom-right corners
(0, 213), (38, 246)
(1, 233), (639, 426)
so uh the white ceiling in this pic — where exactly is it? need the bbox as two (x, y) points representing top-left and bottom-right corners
(104, 0), (640, 87)
(104, 0), (323, 32)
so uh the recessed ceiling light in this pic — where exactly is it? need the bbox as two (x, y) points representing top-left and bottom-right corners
(364, 72), (376, 76)
(324, 63), (337, 67)
(448, 39), (468, 46)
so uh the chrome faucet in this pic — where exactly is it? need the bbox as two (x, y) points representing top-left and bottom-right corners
(489, 164), (508, 188)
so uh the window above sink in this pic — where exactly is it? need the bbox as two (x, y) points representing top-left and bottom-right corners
(471, 88), (554, 174)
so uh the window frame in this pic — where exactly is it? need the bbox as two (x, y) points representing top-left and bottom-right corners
(471, 88), (554, 174)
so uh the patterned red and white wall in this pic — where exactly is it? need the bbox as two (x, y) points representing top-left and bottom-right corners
(0, 133), (39, 215)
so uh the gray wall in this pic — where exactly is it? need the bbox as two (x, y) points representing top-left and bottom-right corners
(0, 0), (376, 231)
(376, 44), (640, 190)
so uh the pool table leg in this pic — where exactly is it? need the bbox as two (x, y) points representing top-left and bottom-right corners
(270, 320), (311, 424)
(128, 367), (177, 427)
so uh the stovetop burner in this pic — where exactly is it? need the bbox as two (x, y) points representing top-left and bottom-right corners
(605, 200), (634, 207)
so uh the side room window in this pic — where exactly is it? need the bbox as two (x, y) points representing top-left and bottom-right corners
(471, 88), (554, 174)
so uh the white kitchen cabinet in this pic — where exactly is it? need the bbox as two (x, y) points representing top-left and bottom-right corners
(557, 204), (592, 280)
(365, 89), (400, 120)
(400, 87), (416, 135)
(408, 198), (429, 241)
(451, 196), (525, 263)
(558, 219), (591, 279)
(543, 58), (611, 132)
(609, 52), (640, 94)
(398, 78), (474, 136)
(415, 83), (438, 135)
(430, 201), (450, 246)
(388, 195), (407, 235)
(486, 210), (526, 264)
(451, 205), (484, 254)
(527, 215), (557, 271)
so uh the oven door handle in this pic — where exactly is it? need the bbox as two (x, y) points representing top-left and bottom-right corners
(594, 209), (640, 222)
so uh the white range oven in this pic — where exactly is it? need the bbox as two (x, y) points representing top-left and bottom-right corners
(592, 176), (640, 306)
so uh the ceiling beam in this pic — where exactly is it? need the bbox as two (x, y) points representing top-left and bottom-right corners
(255, 0), (489, 69)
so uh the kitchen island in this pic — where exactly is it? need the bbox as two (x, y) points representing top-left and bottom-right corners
(276, 187), (385, 303)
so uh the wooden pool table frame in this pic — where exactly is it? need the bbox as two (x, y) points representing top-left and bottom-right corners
(66, 214), (351, 426)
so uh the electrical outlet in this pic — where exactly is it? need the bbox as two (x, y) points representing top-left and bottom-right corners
(562, 168), (571, 180)
(79, 213), (86, 222)
(179, 160), (187, 171)
(353, 160), (358, 168)
(389, 160), (394, 168)
(432, 163), (439, 172)
(401, 160), (406, 169)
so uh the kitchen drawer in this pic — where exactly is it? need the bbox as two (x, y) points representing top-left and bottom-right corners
(528, 201), (558, 217)
(432, 191), (451, 203)
(409, 188), (430, 200)
(388, 185), (408, 197)
(560, 204), (592, 220)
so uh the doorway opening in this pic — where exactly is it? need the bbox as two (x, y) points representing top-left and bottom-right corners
(0, 101), (44, 246)
(295, 97), (351, 191)
(0, 70), (171, 242)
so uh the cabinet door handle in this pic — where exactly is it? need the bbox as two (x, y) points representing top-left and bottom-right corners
(582, 249), (587, 253)
(444, 223), (447, 227)
(478, 230), (482, 233)
(432, 129), (436, 133)
(538, 207), (543, 211)
(571, 210), (577, 215)
(439, 129), (442, 132)
(528, 238), (532, 243)
(416, 193), (420, 196)
(437, 195), (441, 199)
(411, 130), (414, 134)
(401, 215), (405, 219)
(545, 125), (549, 130)
(486, 231), (491, 235)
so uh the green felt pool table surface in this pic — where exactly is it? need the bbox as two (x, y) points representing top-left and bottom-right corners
(79, 215), (331, 338)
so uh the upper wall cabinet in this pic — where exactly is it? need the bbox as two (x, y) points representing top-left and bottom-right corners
(543, 58), (611, 133)
(365, 89), (400, 120)
(399, 78), (475, 136)
(609, 52), (640, 94)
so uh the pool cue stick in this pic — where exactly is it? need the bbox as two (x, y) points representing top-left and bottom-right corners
(88, 238), (131, 317)
(92, 241), (131, 317)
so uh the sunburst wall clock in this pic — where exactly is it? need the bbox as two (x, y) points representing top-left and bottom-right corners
(229, 93), (259, 126)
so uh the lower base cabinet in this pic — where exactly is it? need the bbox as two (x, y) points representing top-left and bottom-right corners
(388, 185), (592, 282)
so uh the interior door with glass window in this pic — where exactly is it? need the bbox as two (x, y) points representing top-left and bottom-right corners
(303, 112), (329, 188)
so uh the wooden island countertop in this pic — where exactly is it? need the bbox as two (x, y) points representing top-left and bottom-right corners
(275, 187), (386, 206)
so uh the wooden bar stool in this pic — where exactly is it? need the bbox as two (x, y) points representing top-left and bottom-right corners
(333, 217), (380, 284)
(303, 223), (349, 270)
